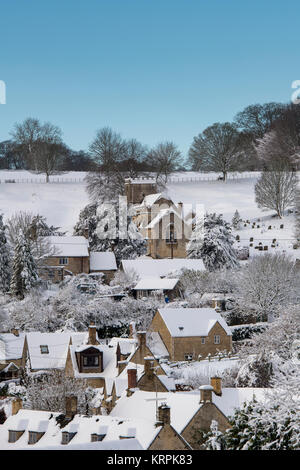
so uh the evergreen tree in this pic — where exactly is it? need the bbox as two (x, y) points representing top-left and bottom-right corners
(74, 201), (147, 266)
(10, 231), (38, 299)
(188, 213), (238, 271)
(232, 210), (242, 230)
(0, 214), (11, 292)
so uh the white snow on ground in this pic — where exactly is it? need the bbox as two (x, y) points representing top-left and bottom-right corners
(0, 181), (88, 234)
(0, 171), (299, 259)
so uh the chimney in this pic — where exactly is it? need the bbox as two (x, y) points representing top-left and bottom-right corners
(178, 202), (183, 215)
(211, 376), (222, 396)
(88, 323), (98, 345)
(144, 356), (154, 377)
(118, 360), (128, 375)
(129, 321), (136, 339)
(136, 331), (146, 348)
(199, 385), (213, 404)
(83, 227), (89, 240)
(127, 368), (137, 391)
(65, 395), (77, 419)
(157, 404), (170, 426)
(11, 328), (19, 337)
(12, 398), (22, 415)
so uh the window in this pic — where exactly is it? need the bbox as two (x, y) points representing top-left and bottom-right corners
(62, 432), (76, 444)
(214, 335), (221, 345)
(91, 433), (106, 442)
(40, 345), (49, 354)
(201, 337), (206, 344)
(83, 355), (99, 367)
(28, 432), (38, 444)
(59, 258), (68, 265)
(8, 431), (18, 443)
(166, 223), (177, 244)
(184, 353), (193, 361)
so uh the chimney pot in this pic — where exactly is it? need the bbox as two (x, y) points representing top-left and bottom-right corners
(88, 324), (98, 345)
(144, 356), (154, 376)
(65, 395), (77, 419)
(210, 376), (222, 396)
(136, 331), (146, 348)
(12, 398), (22, 415)
(199, 385), (213, 403)
(127, 368), (137, 390)
(157, 404), (170, 426)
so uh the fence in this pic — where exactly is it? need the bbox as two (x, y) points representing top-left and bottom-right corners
(167, 172), (260, 183)
(0, 171), (260, 185)
(0, 176), (86, 184)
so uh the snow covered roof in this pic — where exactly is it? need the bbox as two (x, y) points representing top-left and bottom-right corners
(26, 332), (71, 370)
(146, 331), (169, 358)
(201, 292), (234, 302)
(157, 308), (232, 337)
(0, 410), (61, 449)
(28, 439), (143, 451)
(133, 277), (179, 291)
(89, 252), (117, 271)
(70, 337), (136, 380)
(145, 207), (184, 229)
(213, 387), (268, 417)
(44, 236), (89, 257)
(0, 333), (25, 361)
(0, 410), (157, 450)
(121, 258), (205, 278)
(141, 193), (166, 208)
(111, 390), (201, 435)
(26, 331), (89, 371)
(110, 387), (268, 436)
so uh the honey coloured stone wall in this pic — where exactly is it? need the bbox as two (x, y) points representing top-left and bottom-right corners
(181, 402), (230, 450)
(43, 256), (90, 275)
(172, 322), (232, 362)
(149, 424), (190, 450)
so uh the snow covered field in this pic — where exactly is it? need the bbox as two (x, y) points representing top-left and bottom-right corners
(0, 180), (89, 234)
(0, 170), (298, 261)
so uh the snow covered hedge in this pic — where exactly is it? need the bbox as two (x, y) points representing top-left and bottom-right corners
(230, 322), (268, 342)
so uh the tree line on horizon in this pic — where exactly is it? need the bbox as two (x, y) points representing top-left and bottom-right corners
(1, 100), (300, 182)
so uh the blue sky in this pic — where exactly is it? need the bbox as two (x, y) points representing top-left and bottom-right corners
(0, 0), (299, 157)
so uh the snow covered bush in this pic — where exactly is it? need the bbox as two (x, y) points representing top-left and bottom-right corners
(236, 253), (300, 322)
(24, 370), (99, 415)
(224, 365), (300, 449)
(0, 214), (11, 293)
(188, 213), (239, 271)
(10, 231), (39, 299)
(232, 210), (242, 230)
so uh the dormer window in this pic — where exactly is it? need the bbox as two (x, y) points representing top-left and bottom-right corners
(76, 346), (103, 373)
(9, 430), (24, 443)
(83, 355), (99, 367)
(61, 431), (76, 445)
(28, 431), (38, 444)
(40, 345), (49, 354)
(91, 433), (106, 442)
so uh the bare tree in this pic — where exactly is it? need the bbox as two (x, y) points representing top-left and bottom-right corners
(89, 127), (126, 178)
(10, 118), (64, 181)
(234, 102), (285, 139)
(188, 123), (243, 180)
(255, 104), (300, 170)
(147, 141), (182, 183)
(255, 169), (297, 218)
(24, 369), (97, 415)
